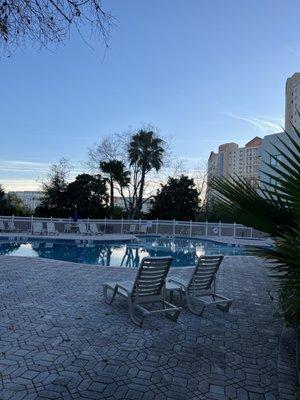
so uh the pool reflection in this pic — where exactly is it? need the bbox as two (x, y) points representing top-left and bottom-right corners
(0, 237), (247, 267)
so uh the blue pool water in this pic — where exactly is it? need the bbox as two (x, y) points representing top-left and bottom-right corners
(0, 237), (248, 267)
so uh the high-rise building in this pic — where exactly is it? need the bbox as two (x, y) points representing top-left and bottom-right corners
(259, 130), (299, 185)
(207, 136), (262, 187)
(285, 72), (300, 133)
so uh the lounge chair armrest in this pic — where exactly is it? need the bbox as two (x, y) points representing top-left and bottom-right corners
(116, 283), (132, 295)
(167, 277), (188, 288)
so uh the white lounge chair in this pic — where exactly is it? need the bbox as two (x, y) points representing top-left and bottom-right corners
(64, 224), (71, 233)
(139, 225), (148, 234)
(103, 256), (181, 327)
(166, 255), (233, 315)
(89, 222), (101, 235)
(32, 222), (44, 235)
(128, 224), (136, 234)
(7, 221), (17, 232)
(0, 220), (6, 232)
(78, 222), (88, 235)
(46, 222), (57, 235)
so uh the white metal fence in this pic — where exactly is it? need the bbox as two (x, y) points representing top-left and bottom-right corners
(0, 215), (266, 238)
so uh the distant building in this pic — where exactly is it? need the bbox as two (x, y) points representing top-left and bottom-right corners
(207, 136), (262, 187)
(259, 131), (299, 185)
(285, 72), (300, 133)
(114, 197), (151, 214)
(9, 191), (43, 211)
(208, 72), (300, 201)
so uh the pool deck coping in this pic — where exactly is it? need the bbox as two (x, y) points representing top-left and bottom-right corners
(0, 232), (272, 248)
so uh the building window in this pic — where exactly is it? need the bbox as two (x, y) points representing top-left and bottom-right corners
(270, 154), (283, 166)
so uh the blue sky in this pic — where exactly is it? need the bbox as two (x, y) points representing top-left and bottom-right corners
(1, 0), (300, 190)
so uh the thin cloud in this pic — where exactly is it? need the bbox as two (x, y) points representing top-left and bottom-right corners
(1, 179), (41, 191)
(286, 45), (300, 57)
(0, 160), (50, 173)
(223, 111), (283, 134)
(0, 160), (86, 192)
(0, 160), (84, 175)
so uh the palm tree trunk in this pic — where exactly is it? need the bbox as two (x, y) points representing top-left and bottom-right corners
(110, 177), (114, 218)
(136, 168), (146, 218)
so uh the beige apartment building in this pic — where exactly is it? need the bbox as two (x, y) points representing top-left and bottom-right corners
(208, 72), (300, 200)
(207, 136), (262, 187)
(285, 72), (300, 133)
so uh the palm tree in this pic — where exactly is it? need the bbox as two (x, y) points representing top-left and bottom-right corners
(210, 127), (300, 328)
(128, 130), (165, 217)
(100, 160), (130, 217)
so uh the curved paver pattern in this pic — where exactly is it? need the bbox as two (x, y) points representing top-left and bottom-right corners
(0, 255), (296, 400)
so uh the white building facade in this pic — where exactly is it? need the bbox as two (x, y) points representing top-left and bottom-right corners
(285, 72), (300, 133)
(259, 131), (299, 185)
(9, 191), (43, 211)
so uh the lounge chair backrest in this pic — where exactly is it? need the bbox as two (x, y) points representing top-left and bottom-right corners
(46, 222), (55, 233)
(131, 257), (172, 299)
(79, 222), (87, 234)
(8, 221), (16, 231)
(140, 225), (147, 234)
(33, 222), (43, 234)
(187, 255), (223, 294)
(0, 220), (5, 230)
(89, 223), (98, 234)
(129, 224), (136, 233)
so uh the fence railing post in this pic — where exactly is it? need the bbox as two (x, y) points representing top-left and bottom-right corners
(205, 221), (208, 236)
(189, 220), (192, 237)
(104, 217), (107, 233)
(31, 215), (33, 233)
(156, 219), (158, 235)
(121, 218), (123, 234)
(219, 221), (222, 236)
(139, 218), (141, 233)
(233, 222), (236, 237)
(250, 227), (253, 238)
(173, 219), (176, 236)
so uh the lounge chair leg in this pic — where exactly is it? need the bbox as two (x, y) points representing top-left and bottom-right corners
(169, 290), (174, 303)
(186, 294), (205, 316)
(217, 301), (232, 312)
(128, 301), (144, 327)
(165, 308), (181, 322)
(103, 285), (118, 305)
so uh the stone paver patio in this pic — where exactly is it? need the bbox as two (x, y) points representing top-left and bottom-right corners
(0, 255), (297, 400)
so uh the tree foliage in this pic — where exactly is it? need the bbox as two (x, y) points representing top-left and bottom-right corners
(88, 127), (167, 219)
(210, 128), (300, 327)
(35, 158), (69, 217)
(149, 175), (200, 221)
(100, 160), (130, 217)
(65, 173), (108, 218)
(0, 0), (112, 56)
(0, 185), (29, 215)
(128, 130), (165, 218)
(35, 159), (108, 218)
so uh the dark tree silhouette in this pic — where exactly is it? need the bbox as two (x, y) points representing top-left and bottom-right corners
(0, 0), (112, 56)
(35, 158), (70, 217)
(149, 175), (200, 221)
(65, 173), (108, 218)
(0, 184), (29, 215)
(100, 160), (130, 217)
(128, 130), (165, 218)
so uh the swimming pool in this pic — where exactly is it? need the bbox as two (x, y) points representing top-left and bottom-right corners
(0, 236), (248, 267)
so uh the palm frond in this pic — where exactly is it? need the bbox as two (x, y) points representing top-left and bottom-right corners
(209, 126), (300, 326)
